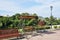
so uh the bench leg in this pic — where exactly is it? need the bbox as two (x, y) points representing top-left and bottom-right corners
(17, 36), (19, 39)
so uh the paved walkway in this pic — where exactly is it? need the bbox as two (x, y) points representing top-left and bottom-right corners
(29, 30), (60, 40)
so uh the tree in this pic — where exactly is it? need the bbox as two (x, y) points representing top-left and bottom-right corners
(45, 17), (50, 25)
(57, 18), (60, 24)
(50, 16), (58, 25)
(32, 13), (37, 16)
(21, 12), (30, 16)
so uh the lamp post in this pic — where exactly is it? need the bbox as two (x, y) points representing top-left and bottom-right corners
(50, 6), (53, 29)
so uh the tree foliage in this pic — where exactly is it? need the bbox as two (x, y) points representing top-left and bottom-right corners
(0, 13), (60, 29)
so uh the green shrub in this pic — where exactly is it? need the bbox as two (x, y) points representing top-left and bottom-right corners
(45, 27), (50, 29)
(35, 26), (50, 30)
(54, 26), (57, 29)
(35, 27), (44, 30)
(59, 26), (60, 28)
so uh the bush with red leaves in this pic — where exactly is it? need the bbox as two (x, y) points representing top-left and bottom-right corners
(38, 20), (46, 26)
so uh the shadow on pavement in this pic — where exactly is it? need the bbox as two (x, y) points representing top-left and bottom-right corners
(9, 38), (21, 40)
(10, 37), (25, 40)
(37, 30), (56, 34)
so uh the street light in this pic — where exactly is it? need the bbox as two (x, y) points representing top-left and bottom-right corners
(50, 6), (53, 16)
(50, 5), (53, 29)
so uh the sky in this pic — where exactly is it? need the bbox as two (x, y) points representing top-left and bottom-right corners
(0, 0), (60, 18)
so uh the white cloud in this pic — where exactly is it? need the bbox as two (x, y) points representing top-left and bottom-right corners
(0, 0), (23, 16)
(21, 5), (50, 17)
(0, 0), (60, 18)
(34, 0), (60, 4)
(21, 0), (60, 17)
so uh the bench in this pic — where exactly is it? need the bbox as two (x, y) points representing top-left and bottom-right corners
(0, 29), (20, 39)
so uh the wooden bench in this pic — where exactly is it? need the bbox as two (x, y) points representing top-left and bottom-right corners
(0, 29), (20, 39)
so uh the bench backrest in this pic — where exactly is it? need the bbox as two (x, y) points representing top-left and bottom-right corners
(0, 29), (19, 35)
(0, 29), (20, 39)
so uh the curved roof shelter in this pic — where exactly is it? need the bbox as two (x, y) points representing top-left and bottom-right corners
(19, 16), (38, 19)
